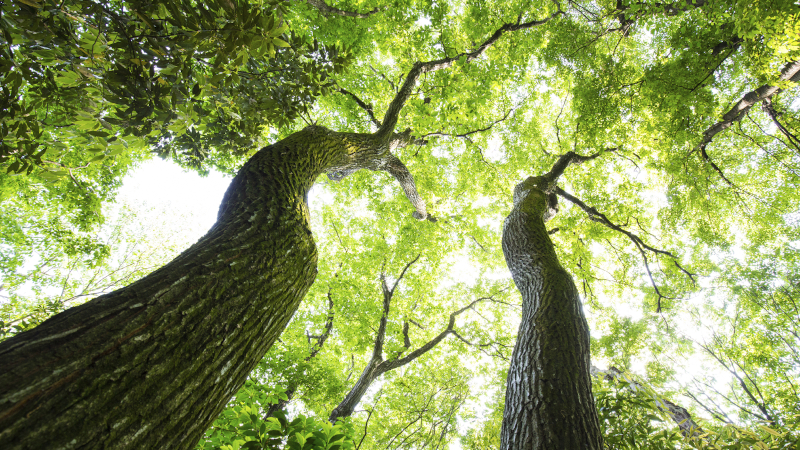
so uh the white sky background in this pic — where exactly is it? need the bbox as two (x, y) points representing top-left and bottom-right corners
(116, 158), (232, 240)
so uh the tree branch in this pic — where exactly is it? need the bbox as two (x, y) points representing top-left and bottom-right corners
(380, 156), (434, 221)
(375, 5), (564, 140)
(310, 290), (335, 358)
(338, 87), (381, 128)
(695, 60), (800, 155)
(762, 98), (800, 152)
(592, 366), (703, 438)
(543, 148), (615, 185)
(380, 296), (499, 371)
(418, 100), (522, 143)
(305, 0), (385, 18)
(556, 187), (696, 311)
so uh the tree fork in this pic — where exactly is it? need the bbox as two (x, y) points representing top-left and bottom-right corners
(0, 9), (564, 446)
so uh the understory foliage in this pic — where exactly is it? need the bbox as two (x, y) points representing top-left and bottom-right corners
(2, 0), (800, 448)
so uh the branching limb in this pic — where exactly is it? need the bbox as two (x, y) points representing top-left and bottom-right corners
(450, 330), (510, 361)
(265, 289), (336, 419)
(762, 98), (800, 152)
(695, 60), (800, 155)
(685, 391), (733, 424)
(309, 290), (335, 358)
(592, 366), (703, 438)
(305, 0), (385, 18)
(700, 343), (776, 424)
(380, 155), (434, 221)
(418, 100), (522, 143)
(375, 254), (421, 358)
(556, 187), (696, 311)
(375, 5), (564, 140)
(381, 295), (497, 371)
(542, 148), (616, 185)
(555, 188), (673, 257)
(370, 65), (397, 93)
(338, 87), (381, 128)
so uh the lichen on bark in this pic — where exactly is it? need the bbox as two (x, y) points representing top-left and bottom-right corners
(0, 125), (428, 450)
(500, 169), (603, 449)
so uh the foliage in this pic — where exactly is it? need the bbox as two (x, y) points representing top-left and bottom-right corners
(2, 0), (800, 447)
(0, 199), (198, 339)
(0, 0), (347, 175)
(198, 389), (357, 450)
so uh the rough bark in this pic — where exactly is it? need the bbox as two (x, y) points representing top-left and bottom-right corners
(0, 126), (424, 450)
(0, 9), (566, 447)
(499, 157), (603, 449)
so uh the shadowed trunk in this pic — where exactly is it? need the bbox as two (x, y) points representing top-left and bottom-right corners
(0, 126), (425, 450)
(500, 173), (603, 450)
(0, 9), (565, 446)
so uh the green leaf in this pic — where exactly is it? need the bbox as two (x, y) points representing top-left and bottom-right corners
(272, 38), (290, 48)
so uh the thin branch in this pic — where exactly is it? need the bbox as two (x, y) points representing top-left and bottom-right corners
(418, 101), (520, 144)
(375, 4), (564, 140)
(390, 254), (422, 295)
(685, 391), (732, 424)
(762, 98), (800, 152)
(556, 187), (697, 311)
(339, 87), (381, 128)
(450, 330), (510, 361)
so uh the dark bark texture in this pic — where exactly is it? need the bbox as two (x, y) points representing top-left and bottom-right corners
(0, 125), (424, 450)
(0, 10), (567, 447)
(500, 174), (603, 450)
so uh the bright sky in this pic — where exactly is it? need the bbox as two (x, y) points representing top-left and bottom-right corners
(116, 158), (232, 238)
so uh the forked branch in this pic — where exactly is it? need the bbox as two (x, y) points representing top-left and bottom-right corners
(339, 87), (381, 128)
(592, 366), (703, 438)
(375, 4), (564, 140)
(556, 187), (695, 311)
(418, 100), (523, 143)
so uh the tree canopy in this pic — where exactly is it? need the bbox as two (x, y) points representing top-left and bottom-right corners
(1, 0), (799, 448)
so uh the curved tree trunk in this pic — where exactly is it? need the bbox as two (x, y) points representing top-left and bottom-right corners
(499, 176), (603, 450)
(0, 126), (425, 450)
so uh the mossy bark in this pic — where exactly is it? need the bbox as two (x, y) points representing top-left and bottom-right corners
(0, 126), (411, 450)
(499, 177), (602, 450)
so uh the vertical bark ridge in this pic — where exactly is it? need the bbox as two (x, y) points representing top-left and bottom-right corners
(0, 125), (409, 450)
(500, 180), (602, 450)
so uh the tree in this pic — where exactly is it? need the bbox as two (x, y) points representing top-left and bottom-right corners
(2, 0), (800, 448)
(499, 156), (604, 449)
(0, 8), (561, 447)
(0, 0), (344, 175)
(328, 255), (503, 423)
(1, 201), (195, 338)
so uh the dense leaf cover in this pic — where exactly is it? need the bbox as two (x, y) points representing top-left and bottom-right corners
(2, 0), (800, 448)
(0, 0), (346, 175)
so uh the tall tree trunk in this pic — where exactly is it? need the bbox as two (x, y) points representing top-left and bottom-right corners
(0, 126), (425, 450)
(500, 175), (603, 450)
